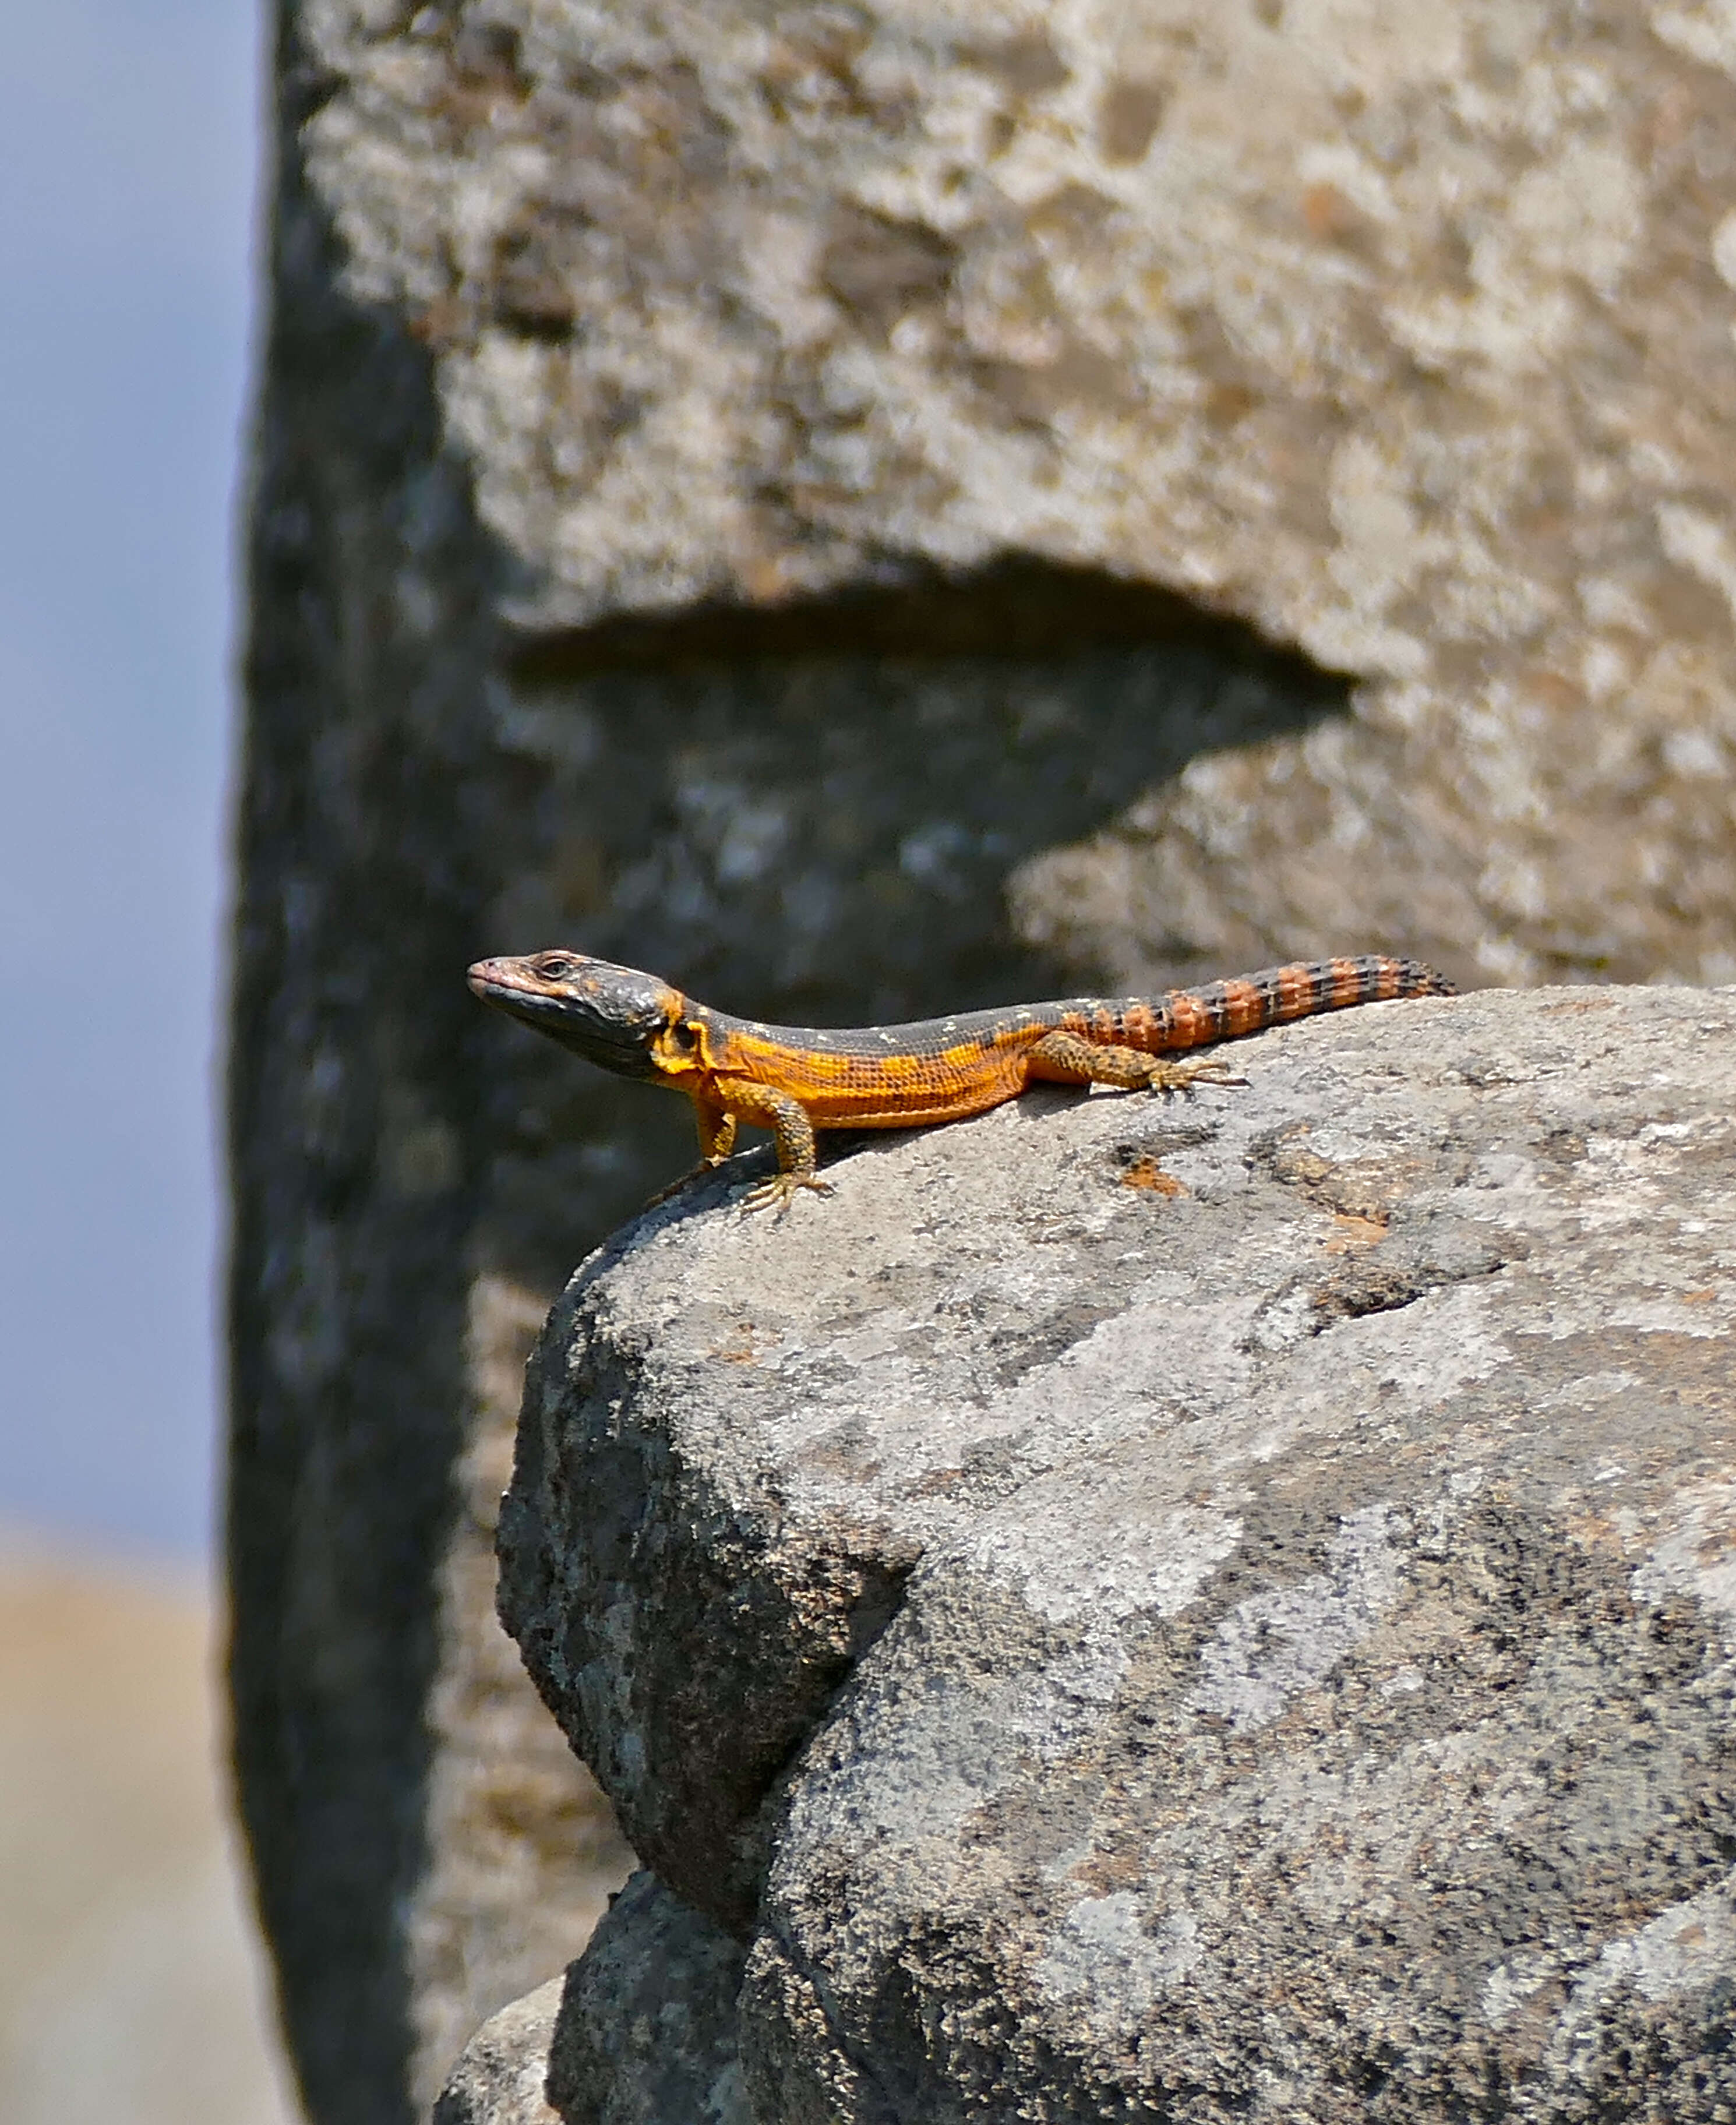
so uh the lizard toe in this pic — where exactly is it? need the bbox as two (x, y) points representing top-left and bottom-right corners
(740, 1171), (835, 1215)
(1146, 1058), (1249, 1096)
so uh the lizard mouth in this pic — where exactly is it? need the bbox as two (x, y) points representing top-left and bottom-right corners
(467, 956), (669, 1080)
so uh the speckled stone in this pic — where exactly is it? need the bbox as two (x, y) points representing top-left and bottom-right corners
(433, 1976), (562, 2125)
(545, 1873), (751, 2125)
(500, 986), (1736, 2120)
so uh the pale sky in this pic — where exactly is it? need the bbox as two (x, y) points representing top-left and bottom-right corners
(0, 0), (259, 1555)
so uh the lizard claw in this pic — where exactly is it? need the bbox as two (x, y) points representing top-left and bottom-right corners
(1145, 1058), (1248, 1096)
(740, 1171), (835, 1216)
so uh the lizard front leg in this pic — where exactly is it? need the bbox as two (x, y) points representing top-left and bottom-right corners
(642, 1095), (739, 1208)
(1025, 1030), (1248, 1096)
(712, 1076), (834, 1213)
(694, 1095), (738, 1167)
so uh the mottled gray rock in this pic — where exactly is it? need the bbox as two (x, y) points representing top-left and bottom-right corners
(545, 1873), (750, 2125)
(499, 987), (1736, 2120)
(433, 1978), (563, 2125)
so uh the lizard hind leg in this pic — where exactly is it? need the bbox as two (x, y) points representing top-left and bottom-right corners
(1025, 1030), (1247, 1097)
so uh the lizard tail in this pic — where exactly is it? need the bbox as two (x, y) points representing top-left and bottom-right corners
(1064, 955), (1456, 1054)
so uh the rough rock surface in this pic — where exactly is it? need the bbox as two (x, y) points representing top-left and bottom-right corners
(434, 1875), (750, 2125)
(495, 986), (1736, 2120)
(545, 1873), (749, 2125)
(433, 1978), (563, 2125)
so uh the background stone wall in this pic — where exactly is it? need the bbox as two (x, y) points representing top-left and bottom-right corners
(301, 0), (1736, 988)
(234, 1), (1736, 2116)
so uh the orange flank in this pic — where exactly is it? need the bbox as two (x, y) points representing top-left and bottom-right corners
(708, 1025), (1034, 1128)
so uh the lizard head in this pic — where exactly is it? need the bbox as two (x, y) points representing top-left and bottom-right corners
(467, 951), (683, 1082)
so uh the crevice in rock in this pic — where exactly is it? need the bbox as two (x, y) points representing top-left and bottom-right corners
(503, 1295), (928, 1936)
(734, 1549), (922, 1933)
(751, 1911), (913, 2125)
(1241, 1240), (1517, 1356)
(1309, 1247), (1511, 1327)
(504, 554), (1355, 697)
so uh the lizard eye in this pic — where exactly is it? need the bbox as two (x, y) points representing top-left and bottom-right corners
(535, 954), (576, 980)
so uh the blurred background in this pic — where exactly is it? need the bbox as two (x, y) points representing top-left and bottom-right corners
(0, 0), (300, 2115)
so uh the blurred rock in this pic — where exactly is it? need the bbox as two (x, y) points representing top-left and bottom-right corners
(495, 986), (1736, 2119)
(242, 1), (1736, 2116)
(300, 0), (1736, 991)
(0, 1540), (300, 2125)
(407, 1277), (637, 2095)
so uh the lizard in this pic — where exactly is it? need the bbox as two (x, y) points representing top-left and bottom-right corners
(467, 949), (1456, 1212)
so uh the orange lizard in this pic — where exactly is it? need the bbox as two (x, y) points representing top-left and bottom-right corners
(467, 951), (1455, 1211)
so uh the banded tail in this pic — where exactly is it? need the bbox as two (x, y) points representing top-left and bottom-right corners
(1061, 955), (1456, 1055)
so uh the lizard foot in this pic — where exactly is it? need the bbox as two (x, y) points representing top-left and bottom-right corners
(1145, 1057), (1248, 1096)
(740, 1171), (835, 1216)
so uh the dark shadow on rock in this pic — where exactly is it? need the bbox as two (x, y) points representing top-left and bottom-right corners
(505, 555), (1355, 686)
